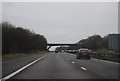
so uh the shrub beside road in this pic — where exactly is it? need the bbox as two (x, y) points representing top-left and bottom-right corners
(2, 51), (48, 61)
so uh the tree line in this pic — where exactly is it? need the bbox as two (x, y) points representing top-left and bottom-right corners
(78, 35), (108, 50)
(2, 22), (47, 55)
(56, 35), (108, 51)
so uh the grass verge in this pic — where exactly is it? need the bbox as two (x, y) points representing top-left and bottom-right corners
(2, 51), (49, 61)
(94, 48), (114, 53)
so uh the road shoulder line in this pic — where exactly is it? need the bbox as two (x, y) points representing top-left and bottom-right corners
(1, 55), (47, 81)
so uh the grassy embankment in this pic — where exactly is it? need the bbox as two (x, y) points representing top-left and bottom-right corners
(94, 48), (120, 63)
(2, 51), (49, 61)
(94, 48), (114, 53)
(0, 56), (2, 61)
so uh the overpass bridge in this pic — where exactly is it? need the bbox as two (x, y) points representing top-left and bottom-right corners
(47, 43), (81, 50)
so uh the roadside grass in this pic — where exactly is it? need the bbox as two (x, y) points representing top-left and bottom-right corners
(94, 48), (114, 53)
(93, 48), (119, 63)
(2, 51), (49, 61)
(0, 57), (2, 61)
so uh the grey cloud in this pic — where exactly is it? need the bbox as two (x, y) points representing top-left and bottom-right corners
(2, 2), (118, 51)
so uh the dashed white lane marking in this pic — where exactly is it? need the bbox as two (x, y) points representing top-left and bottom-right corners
(72, 61), (75, 64)
(81, 67), (87, 71)
(1, 55), (47, 80)
(65, 58), (70, 61)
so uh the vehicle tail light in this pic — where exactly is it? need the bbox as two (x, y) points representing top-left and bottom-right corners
(79, 50), (82, 52)
(88, 50), (93, 53)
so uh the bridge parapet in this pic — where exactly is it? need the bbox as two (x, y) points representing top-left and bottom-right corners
(47, 43), (80, 50)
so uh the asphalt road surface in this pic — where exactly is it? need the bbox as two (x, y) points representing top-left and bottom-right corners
(2, 52), (119, 80)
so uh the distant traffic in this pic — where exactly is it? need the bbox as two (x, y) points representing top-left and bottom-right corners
(55, 48), (93, 59)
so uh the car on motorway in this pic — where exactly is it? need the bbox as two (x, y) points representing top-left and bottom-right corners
(55, 50), (58, 53)
(76, 48), (92, 59)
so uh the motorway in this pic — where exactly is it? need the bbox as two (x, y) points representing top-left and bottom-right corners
(2, 52), (119, 80)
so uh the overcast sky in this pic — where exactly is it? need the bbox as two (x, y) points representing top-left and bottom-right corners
(2, 2), (118, 50)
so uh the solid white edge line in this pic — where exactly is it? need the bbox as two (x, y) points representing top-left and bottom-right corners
(1, 55), (47, 80)
(81, 67), (87, 71)
(92, 58), (119, 64)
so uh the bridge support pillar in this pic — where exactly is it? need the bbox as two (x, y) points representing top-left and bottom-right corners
(47, 46), (51, 50)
